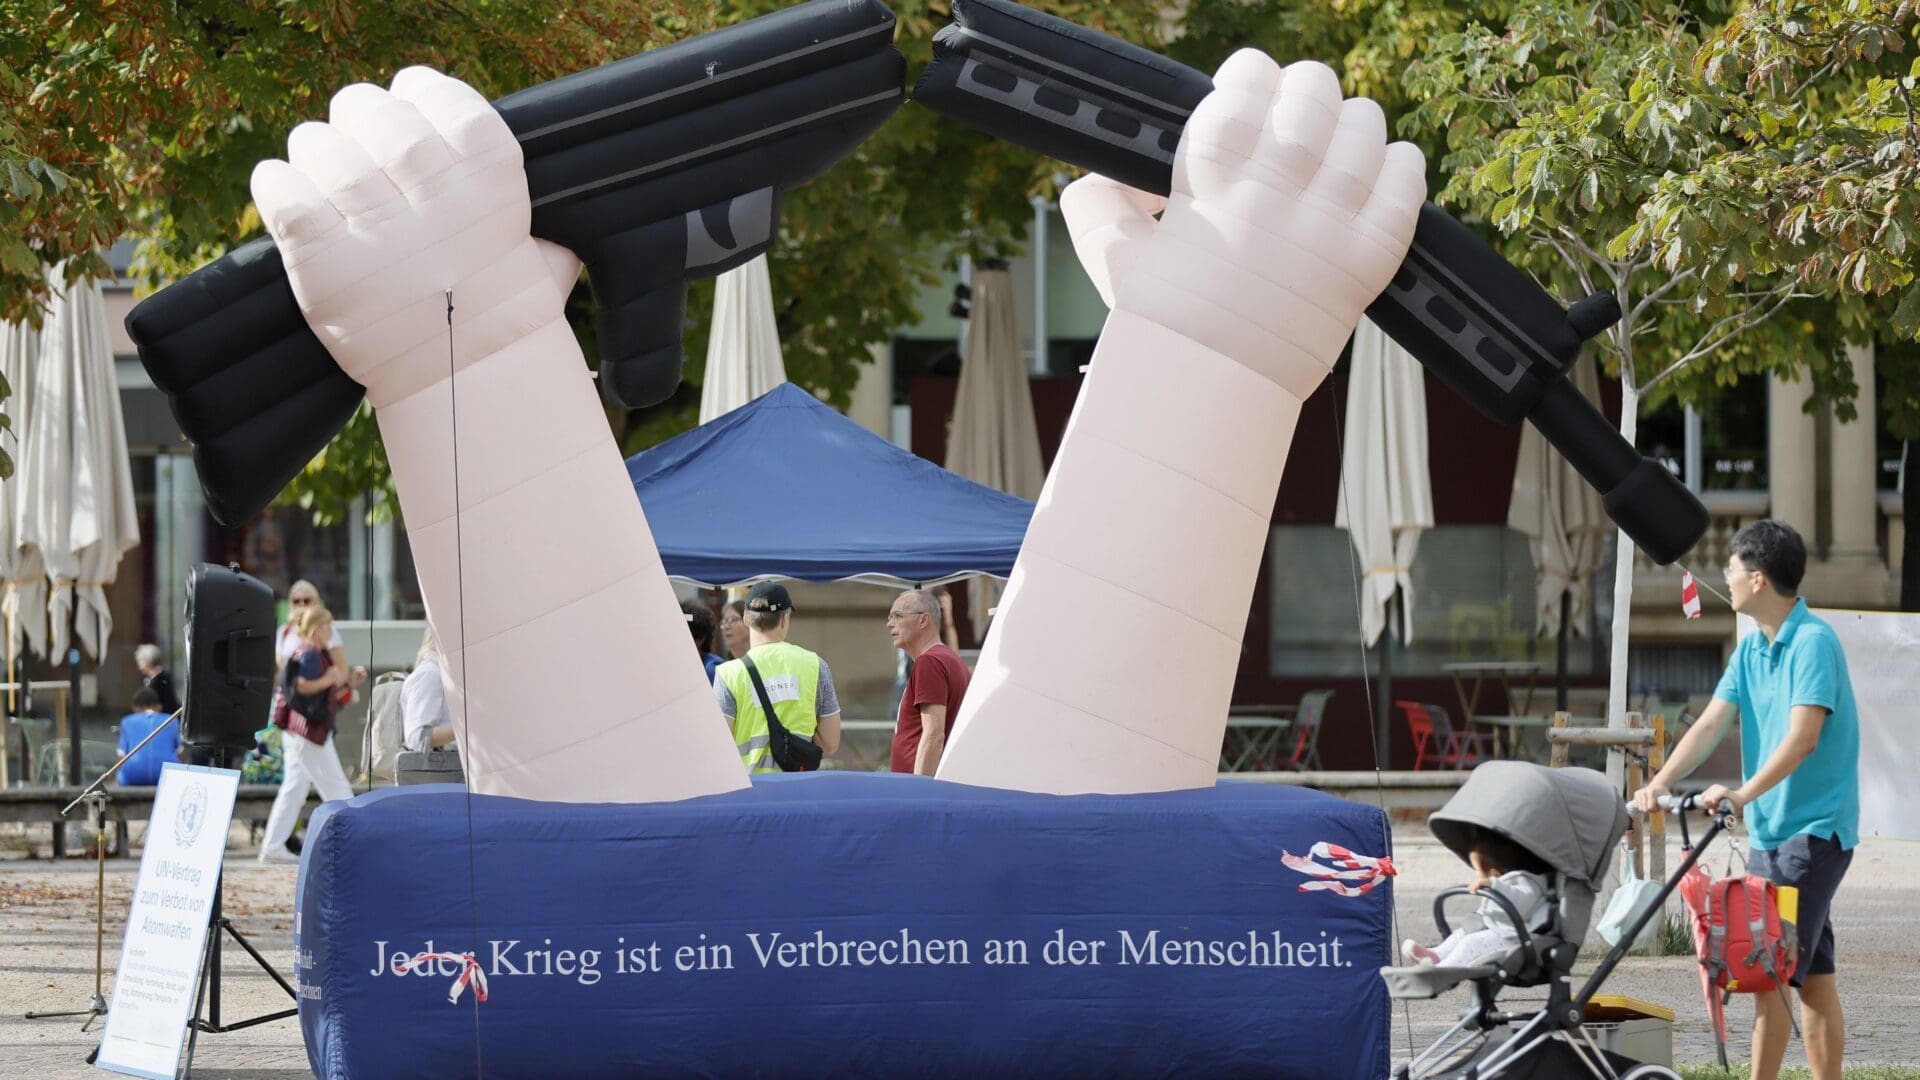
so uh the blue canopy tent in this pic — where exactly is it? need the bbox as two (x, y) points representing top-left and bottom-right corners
(626, 384), (1036, 587)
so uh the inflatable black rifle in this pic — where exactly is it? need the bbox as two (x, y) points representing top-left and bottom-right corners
(126, 0), (903, 525)
(916, 0), (1708, 565)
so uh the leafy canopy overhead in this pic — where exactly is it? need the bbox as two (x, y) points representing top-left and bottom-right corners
(1, 0), (1169, 518)
(7, 1), (1917, 510)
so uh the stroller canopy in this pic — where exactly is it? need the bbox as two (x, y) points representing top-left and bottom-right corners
(1428, 762), (1628, 887)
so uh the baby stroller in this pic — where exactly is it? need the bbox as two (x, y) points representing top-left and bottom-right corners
(1381, 762), (1714, 1079)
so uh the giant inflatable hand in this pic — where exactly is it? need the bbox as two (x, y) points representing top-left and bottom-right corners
(252, 69), (747, 803)
(937, 53), (1425, 795)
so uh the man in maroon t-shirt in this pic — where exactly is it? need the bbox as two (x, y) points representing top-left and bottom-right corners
(887, 589), (970, 774)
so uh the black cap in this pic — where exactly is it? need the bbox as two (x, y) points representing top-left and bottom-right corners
(746, 581), (793, 613)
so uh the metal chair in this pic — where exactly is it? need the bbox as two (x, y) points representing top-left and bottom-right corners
(1285, 690), (1333, 771)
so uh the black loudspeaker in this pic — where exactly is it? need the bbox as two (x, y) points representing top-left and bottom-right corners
(183, 563), (276, 752)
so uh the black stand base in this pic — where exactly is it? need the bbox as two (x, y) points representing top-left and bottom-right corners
(22, 992), (108, 1030)
(181, 871), (299, 1076)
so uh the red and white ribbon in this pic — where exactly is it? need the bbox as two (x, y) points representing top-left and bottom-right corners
(1281, 841), (1397, 896)
(1681, 572), (1702, 619)
(394, 951), (490, 1004)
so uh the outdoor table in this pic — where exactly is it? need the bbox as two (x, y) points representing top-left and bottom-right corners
(2, 681), (72, 788)
(1440, 661), (1544, 747)
(1219, 709), (1295, 773)
(1476, 714), (1605, 762)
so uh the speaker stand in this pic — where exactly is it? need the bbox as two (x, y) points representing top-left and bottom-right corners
(23, 791), (111, 1030)
(180, 869), (301, 1076)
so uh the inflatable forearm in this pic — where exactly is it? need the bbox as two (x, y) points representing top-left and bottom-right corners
(126, 0), (903, 526)
(917, 0), (1707, 565)
(940, 53), (1428, 794)
(237, 62), (757, 803)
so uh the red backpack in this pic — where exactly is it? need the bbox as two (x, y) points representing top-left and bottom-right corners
(1679, 862), (1801, 1061)
(1681, 864), (1797, 991)
(1699, 873), (1799, 993)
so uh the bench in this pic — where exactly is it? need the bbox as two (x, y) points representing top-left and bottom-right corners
(0, 785), (332, 854)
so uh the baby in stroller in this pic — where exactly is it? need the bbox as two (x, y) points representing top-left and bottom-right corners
(1383, 762), (1683, 1080)
(1402, 823), (1553, 968)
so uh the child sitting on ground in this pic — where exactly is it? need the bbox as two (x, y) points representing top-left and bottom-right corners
(1404, 825), (1554, 967)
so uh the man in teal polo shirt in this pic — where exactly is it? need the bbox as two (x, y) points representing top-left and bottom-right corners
(1635, 519), (1859, 1080)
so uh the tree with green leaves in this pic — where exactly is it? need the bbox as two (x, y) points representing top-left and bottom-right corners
(1388, 0), (1920, 732)
(1644, 0), (1920, 607)
(2, 0), (705, 490)
(2, 0), (1168, 520)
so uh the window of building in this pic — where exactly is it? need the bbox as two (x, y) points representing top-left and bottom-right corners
(1268, 525), (1605, 679)
(1876, 363), (1906, 492)
(1637, 377), (1769, 492)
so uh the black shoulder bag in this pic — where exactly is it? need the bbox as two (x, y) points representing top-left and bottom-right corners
(742, 655), (823, 772)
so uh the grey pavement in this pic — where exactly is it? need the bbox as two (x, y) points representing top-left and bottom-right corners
(2, 836), (311, 1080)
(1389, 829), (1920, 1070)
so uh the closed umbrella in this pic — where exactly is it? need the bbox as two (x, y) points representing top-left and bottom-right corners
(698, 254), (788, 423)
(945, 265), (1043, 501)
(944, 264), (1042, 629)
(2, 316), (49, 682)
(19, 266), (139, 782)
(68, 272), (139, 661)
(1335, 316), (1433, 762)
(1508, 354), (1609, 709)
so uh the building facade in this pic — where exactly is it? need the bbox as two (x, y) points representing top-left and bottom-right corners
(47, 218), (1907, 770)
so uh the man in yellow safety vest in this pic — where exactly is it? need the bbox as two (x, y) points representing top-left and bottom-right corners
(713, 582), (842, 773)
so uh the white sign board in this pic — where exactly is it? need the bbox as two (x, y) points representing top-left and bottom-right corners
(1817, 609), (1920, 841)
(97, 763), (241, 1079)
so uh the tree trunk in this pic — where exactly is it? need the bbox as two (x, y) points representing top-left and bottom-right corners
(1904, 440), (1918, 611)
(1606, 382), (1640, 790)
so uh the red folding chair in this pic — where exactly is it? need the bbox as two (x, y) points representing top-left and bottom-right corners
(1398, 701), (1495, 770)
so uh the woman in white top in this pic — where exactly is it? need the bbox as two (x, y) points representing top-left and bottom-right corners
(273, 579), (366, 696)
(402, 628), (456, 753)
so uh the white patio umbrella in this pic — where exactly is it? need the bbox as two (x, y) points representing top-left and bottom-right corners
(2, 315), (49, 677)
(1335, 316), (1433, 762)
(944, 265), (1042, 628)
(698, 254), (787, 423)
(1335, 316), (1433, 646)
(1508, 354), (1610, 703)
(945, 266), (1044, 502)
(22, 266), (139, 663)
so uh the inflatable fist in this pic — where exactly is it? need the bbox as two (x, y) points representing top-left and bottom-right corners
(253, 69), (748, 804)
(1063, 54), (1426, 400)
(939, 54), (1425, 796)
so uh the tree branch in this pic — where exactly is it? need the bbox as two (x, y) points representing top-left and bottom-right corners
(1555, 224), (1616, 270)
(1536, 229), (1597, 295)
(1786, 60), (1842, 103)
(1628, 266), (1697, 321)
(1641, 285), (1809, 394)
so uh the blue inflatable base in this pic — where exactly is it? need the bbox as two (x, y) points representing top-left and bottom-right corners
(295, 773), (1393, 1078)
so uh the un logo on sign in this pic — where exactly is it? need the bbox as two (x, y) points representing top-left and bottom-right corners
(175, 782), (208, 846)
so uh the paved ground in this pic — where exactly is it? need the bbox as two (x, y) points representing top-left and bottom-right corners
(1390, 829), (1920, 1071)
(2, 825), (312, 1079)
(3, 822), (1916, 1076)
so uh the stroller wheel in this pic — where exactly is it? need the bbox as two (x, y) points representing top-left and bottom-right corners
(1618, 1066), (1681, 1079)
